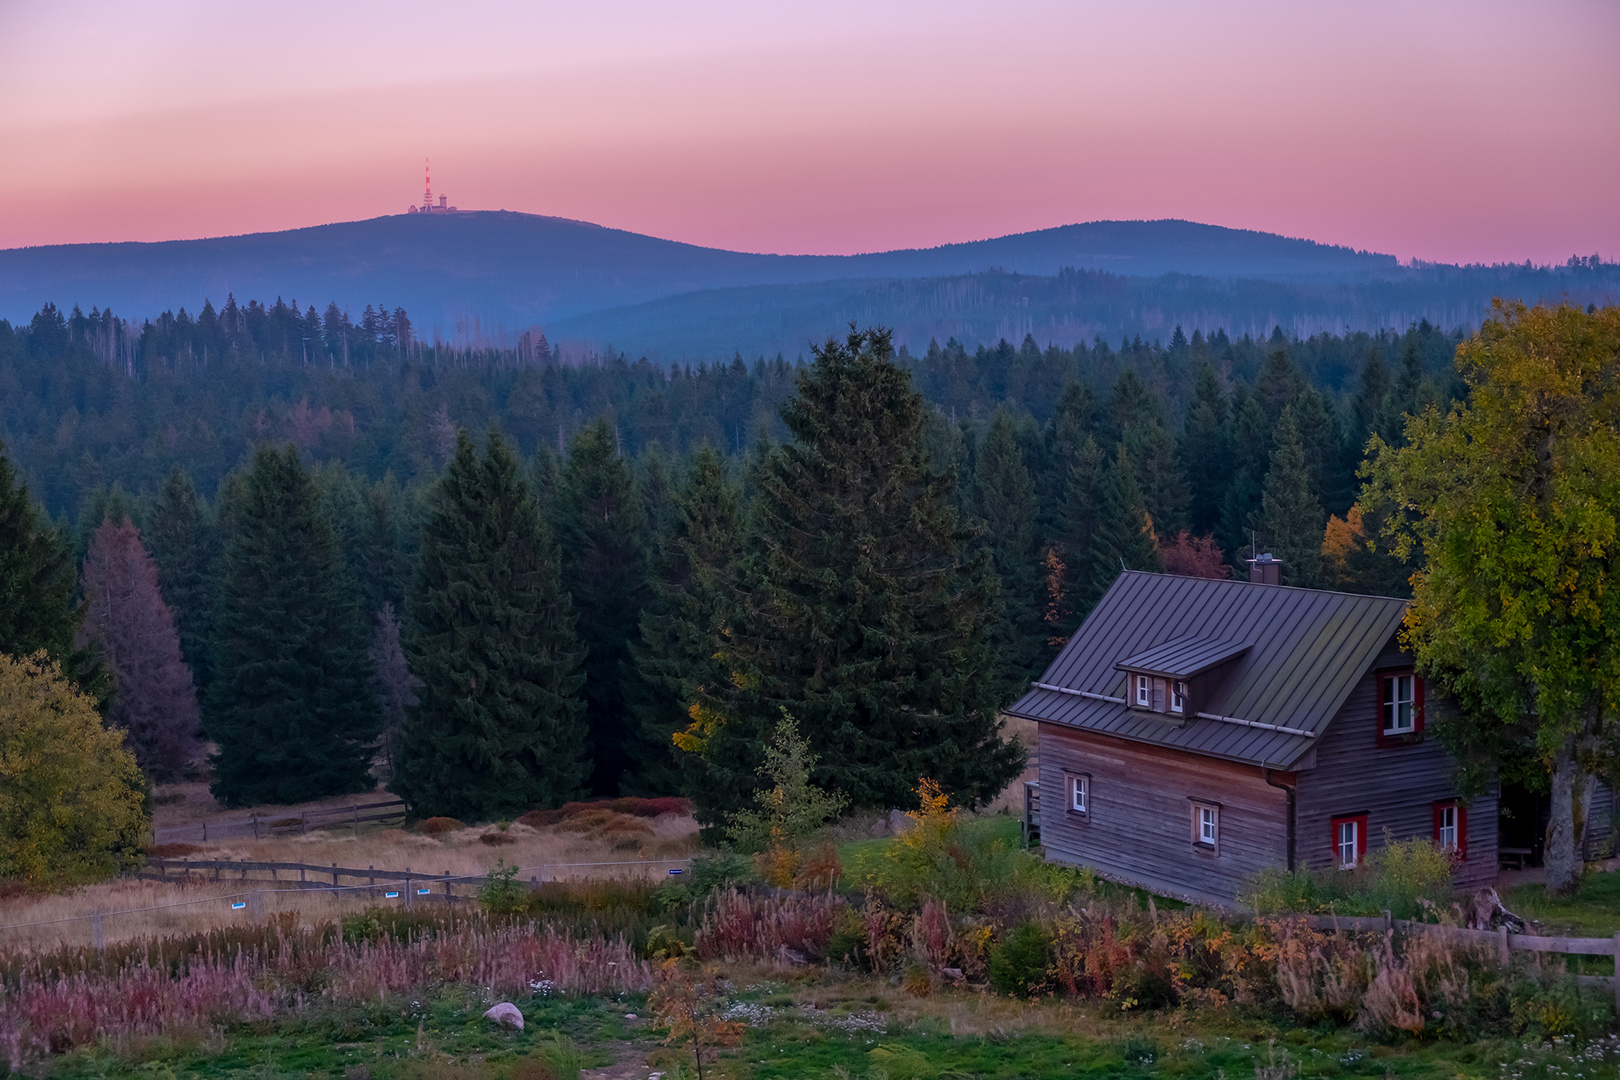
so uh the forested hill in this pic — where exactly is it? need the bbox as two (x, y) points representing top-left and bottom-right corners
(0, 214), (1403, 335)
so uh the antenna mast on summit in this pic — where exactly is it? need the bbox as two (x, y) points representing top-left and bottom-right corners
(423, 158), (433, 211)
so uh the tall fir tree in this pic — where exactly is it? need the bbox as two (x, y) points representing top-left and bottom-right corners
(552, 418), (651, 795)
(357, 478), (413, 615)
(971, 406), (1045, 696)
(0, 442), (101, 698)
(208, 446), (379, 806)
(1218, 391), (1270, 562)
(1084, 446), (1160, 605)
(1257, 407), (1325, 586)
(393, 430), (587, 818)
(145, 466), (215, 695)
(1124, 418), (1190, 538)
(77, 517), (202, 782)
(1049, 434), (1106, 641)
(692, 328), (1022, 825)
(1180, 363), (1229, 535)
(627, 445), (744, 796)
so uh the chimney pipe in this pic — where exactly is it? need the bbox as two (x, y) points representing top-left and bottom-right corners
(1247, 552), (1283, 585)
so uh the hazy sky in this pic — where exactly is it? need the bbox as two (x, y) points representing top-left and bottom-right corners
(2, 0), (1616, 262)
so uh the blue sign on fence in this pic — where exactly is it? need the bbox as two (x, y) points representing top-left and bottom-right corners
(417, 888), (430, 895)
(668, 868), (684, 875)
(231, 901), (247, 910)
(384, 891), (400, 899)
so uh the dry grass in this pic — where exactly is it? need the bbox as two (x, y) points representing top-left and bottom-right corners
(0, 785), (699, 954)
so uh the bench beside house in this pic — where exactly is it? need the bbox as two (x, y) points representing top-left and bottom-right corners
(1008, 566), (1498, 906)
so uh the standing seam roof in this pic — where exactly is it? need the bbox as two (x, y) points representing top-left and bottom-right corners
(1009, 571), (1410, 768)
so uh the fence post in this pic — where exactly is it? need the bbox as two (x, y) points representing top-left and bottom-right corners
(240, 858), (247, 880)
(353, 805), (359, 838)
(1498, 925), (1510, 967)
(249, 890), (263, 925)
(1383, 910), (1393, 933)
(369, 865), (375, 898)
(213, 860), (220, 882)
(202, 819), (207, 842)
(332, 862), (338, 889)
(252, 813), (259, 840)
(92, 912), (104, 951)
(405, 869), (412, 910)
(443, 870), (450, 904)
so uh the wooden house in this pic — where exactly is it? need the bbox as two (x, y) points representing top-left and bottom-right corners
(1007, 564), (1501, 905)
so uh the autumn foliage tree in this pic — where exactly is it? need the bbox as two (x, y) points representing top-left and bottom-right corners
(1363, 301), (1620, 895)
(77, 517), (202, 782)
(0, 652), (148, 887)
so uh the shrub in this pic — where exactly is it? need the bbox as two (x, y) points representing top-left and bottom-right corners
(1244, 835), (1456, 919)
(478, 859), (528, 914)
(987, 921), (1051, 996)
(416, 816), (464, 835)
(516, 796), (692, 829)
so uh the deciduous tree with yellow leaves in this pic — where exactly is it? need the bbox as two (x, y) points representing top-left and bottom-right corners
(1362, 300), (1620, 895)
(0, 652), (149, 888)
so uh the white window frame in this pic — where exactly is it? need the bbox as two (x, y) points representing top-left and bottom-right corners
(1189, 798), (1220, 853)
(1136, 674), (1151, 707)
(1069, 773), (1089, 815)
(1170, 681), (1186, 714)
(1337, 819), (1360, 869)
(1437, 805), (1458, 852)
(1383, 674), (1416, 734)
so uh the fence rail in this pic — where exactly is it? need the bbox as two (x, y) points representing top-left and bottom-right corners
(1300, 912), (1620, 1008)
(153, 799), (407, 843)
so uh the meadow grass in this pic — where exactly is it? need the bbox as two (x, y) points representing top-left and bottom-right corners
(1504, 871), (1620, 937)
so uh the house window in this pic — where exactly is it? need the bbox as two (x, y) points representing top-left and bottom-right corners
(1332, 814), (1368, 869)
(1170, 681), (1186, 714)
(1069, 774), (1089, 815)
(1189, 798), (1220, 853)
(1434, 802), (1467, 859)
(1135, 674), (1151, 707)
(1380, 671), (1423, 738)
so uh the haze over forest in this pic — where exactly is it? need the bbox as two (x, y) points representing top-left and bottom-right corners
(2, 214), (1617, 362)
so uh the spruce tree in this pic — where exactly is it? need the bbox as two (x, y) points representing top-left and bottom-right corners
(357, 478), (412, 614)
(0, 442), (101, 697)
(1180, 363), (1229, 535)
(694, 328), (1022, 824)
(1218, 391), (1270, 562)
(552, 418), (650, 795)
(146, 466), (215, 695)
(1049, 434), (1106, 640)
(627, 445), (744, 796)
(78, 517), (202, 782)
(393, 430), (587, 819)
(1084, 446), (1160, 605)
(1257, 407), (1325, 586)
(971, 407), (1045, 695)
(208, 446), (379, 806)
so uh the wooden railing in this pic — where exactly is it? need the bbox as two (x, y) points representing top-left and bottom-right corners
(1299, 912), (1620, 1010)
(154, 799), (407, 843)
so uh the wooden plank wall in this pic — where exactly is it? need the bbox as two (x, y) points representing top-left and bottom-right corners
(1294, 640), (1499, 890)
(1037, 724), (1288, 904)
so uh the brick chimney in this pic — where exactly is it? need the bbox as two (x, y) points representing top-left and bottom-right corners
(1247, 552), (1283, 585)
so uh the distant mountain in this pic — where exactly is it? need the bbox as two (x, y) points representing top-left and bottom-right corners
(550, 264), (1620, 363)
(0, 213), (1401, 336)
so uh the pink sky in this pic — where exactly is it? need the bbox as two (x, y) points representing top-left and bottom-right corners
(1, 0), (1616, 264)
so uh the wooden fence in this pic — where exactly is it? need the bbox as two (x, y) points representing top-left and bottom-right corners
(153, 799), (407, 843)
(1299, 912), (1620, 1011)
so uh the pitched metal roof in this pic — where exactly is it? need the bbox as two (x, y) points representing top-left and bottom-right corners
(1116, 635), (1249, 679)
(1007, 571), (1410, 768)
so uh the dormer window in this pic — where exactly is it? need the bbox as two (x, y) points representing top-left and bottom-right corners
(1136, 674), (1151, 707)
(1170, 682), (1186, 714)
(1115, 636), (1248, 718)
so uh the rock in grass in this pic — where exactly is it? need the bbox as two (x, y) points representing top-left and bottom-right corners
(483, 1002), (524, 1030)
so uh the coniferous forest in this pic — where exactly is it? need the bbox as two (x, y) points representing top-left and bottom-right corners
(0, 296), (1467, 823)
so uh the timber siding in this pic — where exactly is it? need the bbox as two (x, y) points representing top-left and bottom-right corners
(1039, 724), (1289, 905)
(1294, 641), (1499, 891)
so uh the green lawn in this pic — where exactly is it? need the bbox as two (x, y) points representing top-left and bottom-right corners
(33, 976), (1620, 1080)
(1504, 871), (1620, 937)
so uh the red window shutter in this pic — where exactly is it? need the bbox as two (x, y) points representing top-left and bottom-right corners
(1432, 802), (1442, 843)
(1457, 803), (1467, 861)
(1414, 675), (1426, 734)
(1358, 815), (1368, 861)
